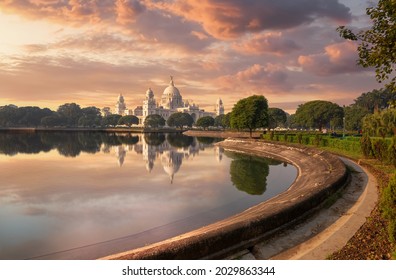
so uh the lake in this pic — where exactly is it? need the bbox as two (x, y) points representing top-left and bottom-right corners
(0, 132), (297, 259)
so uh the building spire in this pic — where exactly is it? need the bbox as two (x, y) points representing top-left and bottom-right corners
(170, 75), (174, 86)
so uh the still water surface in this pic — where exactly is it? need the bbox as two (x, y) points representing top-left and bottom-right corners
(0, 132), (297, 259)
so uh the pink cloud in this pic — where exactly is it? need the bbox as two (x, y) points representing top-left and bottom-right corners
(146, 0), (351, 39)
(298, 41), (364, 76)
(217, 63), (291, 93)
(115, 0), (145, 24)
(233, 32), (300, 55)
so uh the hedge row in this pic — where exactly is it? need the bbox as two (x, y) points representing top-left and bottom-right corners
(361, 136), (396, 167)
(262, 132), (362, 155)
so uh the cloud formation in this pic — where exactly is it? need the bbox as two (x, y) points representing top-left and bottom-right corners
(148, 0), (352, 38)
(233, 32), (301, 55)
(298, 41), (363, 76)
(0, 0), (380, 113)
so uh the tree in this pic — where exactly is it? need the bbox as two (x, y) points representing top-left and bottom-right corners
(230, 95), (269, 137)
(337, 0), (396, 91)
(363, 109), (396, 137)
(41, 114), (65, 127)
(78, 106), (102, 127)
(57, 103), (82, 127)
(167, 112), (194, 129)
(344, 105), (370, 131)
(102, 114), (122, 127)
(228, 153), (270, 195)
(354, 88), (396, 113)
(268, 107), (287, 129)
(294, 100), (344, 131)
(144, 114), (165, 128)
(196, 116), (215, 130)
(118, 115), (139, 127)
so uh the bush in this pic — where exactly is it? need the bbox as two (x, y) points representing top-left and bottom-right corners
(297, 133), (303, 144)
(382, 173), (396, 243)
(389, 137), (396, 167)
(372, 139), (388, 162)
(361, 134), (373, 157)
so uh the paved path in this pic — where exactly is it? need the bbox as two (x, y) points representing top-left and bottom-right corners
(228, 158), (378, 260)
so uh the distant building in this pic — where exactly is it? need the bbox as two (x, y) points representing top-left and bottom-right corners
(111, 77), (224, 124)
(139, 76), (221, 124)
(114, 94), (127, 115)
(101, 107), (111, 117)
(215, 98), (224, 116)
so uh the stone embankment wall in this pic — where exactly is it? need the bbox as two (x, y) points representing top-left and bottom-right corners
(103, 137), (348, 260)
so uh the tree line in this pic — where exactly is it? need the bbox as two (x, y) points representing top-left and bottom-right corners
(1, 87), (395, 135)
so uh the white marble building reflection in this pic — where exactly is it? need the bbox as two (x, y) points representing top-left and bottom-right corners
(106, 134), (224, 182)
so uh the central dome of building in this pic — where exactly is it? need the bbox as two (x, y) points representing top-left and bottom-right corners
(161, 76), (183, 110)
(162, 76), (181, 98)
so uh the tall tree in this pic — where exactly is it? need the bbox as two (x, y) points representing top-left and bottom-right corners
(230, 95), (269, 137)
(353, 88), (396, 113)
(337, 0), (396, 91)
(294, 100), (344, 131)
(57, 103), (82, 127)
(344, 105), (370, 131)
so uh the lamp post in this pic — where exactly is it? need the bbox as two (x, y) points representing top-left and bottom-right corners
(343, 117), (345, 138)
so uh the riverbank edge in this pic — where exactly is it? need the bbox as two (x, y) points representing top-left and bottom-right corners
(0, 127), (186, 133)
(101, 136), (348, 260)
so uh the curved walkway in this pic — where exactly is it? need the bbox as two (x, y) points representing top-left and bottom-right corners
(229, 157), (378, 260)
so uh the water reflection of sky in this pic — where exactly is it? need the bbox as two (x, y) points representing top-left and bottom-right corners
(0, 133), (297, 259)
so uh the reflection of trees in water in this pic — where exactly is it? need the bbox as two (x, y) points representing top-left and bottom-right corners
(227, 152), (282, 195)
(0, 132), (216, 161)
(0, 133), (52, 156)
(0, 132), (139, 157)
(144, 133), (165, 146)
(166, 133), (194, 148)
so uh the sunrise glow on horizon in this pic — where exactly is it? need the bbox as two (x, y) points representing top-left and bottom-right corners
(0, 0), (380, 114)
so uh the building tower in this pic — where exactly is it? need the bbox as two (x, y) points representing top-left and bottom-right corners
(143, 88), (157, 118)
(115, 94), (127, 115)
(215, 98), (224, 116)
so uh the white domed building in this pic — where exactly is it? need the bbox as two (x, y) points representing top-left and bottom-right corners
(134, 76), (223, 125)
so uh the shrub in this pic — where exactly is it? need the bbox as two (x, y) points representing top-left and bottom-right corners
(297, 133), (302, 144)
(372, 139), (388, 162)
(389, 137), (396, 167)
(361, 134), (373, 157)
(382, 173), (396, 243)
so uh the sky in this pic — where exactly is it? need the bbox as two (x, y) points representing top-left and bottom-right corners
(0, 0), (380, 114)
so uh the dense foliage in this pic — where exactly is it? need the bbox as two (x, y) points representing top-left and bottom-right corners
(294, 100), (344, 130)
(230, 95), (268, 137)
(118, 115), (139, 127)
(144, 114), (165, 128)
(166, 112), (194, 129)
(337, 0), (396, 92)
(268, 108), (287, 129)
(196, 116), (215, 129)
